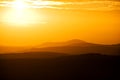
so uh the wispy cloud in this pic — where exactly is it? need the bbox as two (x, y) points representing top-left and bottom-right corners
(0, 0), (120, 11)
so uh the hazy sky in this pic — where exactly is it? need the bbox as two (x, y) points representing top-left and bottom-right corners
(0, 0), (120, 46)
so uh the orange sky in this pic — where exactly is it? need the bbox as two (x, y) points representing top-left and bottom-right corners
(0, 0), (120, 46)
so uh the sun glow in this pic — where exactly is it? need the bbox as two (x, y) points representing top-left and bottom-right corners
(12, 0), (28, 10)
(2, 0), (41, 26)
(4, 10), (39, 26)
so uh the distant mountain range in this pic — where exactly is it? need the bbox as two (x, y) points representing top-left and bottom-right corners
(27, 39), (120, 55)
(0, 39), (120, 55)
(0, 46), (30, 53)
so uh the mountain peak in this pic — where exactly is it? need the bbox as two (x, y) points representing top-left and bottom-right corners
(39, 39), (88, 48)
(66, 39), (86, 44)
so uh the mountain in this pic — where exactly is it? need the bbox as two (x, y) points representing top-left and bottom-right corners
(0, 46), (30, 53)
(0, 39), (119, 55)
(0, 52), (67, 59)
(39, 39), (89, 48)
(27, 39), (120, 55)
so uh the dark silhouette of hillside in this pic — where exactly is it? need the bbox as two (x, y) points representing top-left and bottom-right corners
(40, 39), (87, 47)
(0, 39), (119, 55)
(0, 39), (119, 80)
(28, 39), (120, 55)
(0, 53), (120, 80)
(0, 46), (30, 53)
(0, 52), (67, 59)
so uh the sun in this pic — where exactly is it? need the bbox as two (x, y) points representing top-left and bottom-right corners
(12, 0), (28, 10)
(3, 0), (40, 26)
(4, 10), (38, 26)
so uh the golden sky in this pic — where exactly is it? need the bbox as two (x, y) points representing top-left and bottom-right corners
(0, 0), (120, 46)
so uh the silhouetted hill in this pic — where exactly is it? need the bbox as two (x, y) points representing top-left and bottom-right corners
(0, 46), (29, 53)
(0, 39), (120, 55)
(28, 39), (120, 55)
(0, 52), (67, 59)
(0, 53), (120, 80)
(40, 39), (89, 47)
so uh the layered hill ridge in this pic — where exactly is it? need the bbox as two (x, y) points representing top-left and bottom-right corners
(28, 39), (120, 55)
(0, 39), (120, 55)
(39, 39), (91, 48)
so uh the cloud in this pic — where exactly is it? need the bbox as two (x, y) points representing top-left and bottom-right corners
(0, 0), (120, 11)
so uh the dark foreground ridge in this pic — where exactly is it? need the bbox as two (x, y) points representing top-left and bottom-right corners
(0, 53), (120, 80)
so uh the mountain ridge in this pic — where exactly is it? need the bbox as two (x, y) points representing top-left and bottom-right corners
(0, 39), (119, 55)
(27, 39), (120, 55)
